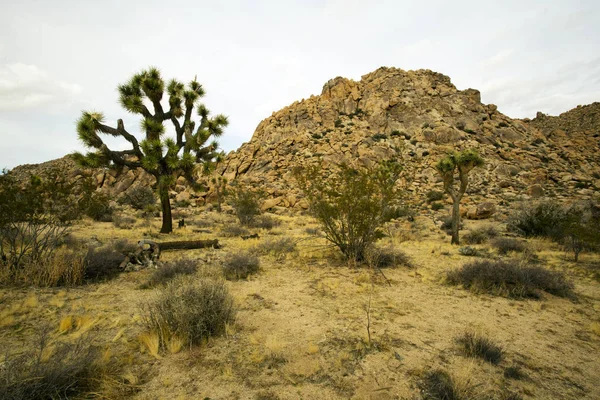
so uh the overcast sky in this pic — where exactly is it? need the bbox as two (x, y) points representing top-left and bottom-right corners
(1, 0), (598, 169)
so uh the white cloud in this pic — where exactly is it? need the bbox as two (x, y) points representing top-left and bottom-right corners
(0, 63), (82, 111)
(479, 49), (514, 69)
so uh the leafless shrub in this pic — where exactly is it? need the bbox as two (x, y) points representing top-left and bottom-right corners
(223, 251), (260, 280)
(142, 278), (236, 349)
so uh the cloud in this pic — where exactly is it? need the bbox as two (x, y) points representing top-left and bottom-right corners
(478, 49), (514, 69)
(0, 63), (82, 111)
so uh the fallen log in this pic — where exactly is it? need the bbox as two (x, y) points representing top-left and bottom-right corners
(159, 239), (221, 250)
(119, 239), (221, 272)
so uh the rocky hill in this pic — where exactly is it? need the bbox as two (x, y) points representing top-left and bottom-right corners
(217, 67), (600, 216)
(8, 67), (600, 218)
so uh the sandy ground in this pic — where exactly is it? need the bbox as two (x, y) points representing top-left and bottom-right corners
(1, 210), (599, 399)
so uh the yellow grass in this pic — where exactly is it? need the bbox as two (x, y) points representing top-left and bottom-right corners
(139, 331), (161, 359)
(0, 211), (599, 399)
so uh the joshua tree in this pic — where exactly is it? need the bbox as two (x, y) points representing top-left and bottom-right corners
(436, 149), (484, 245)
(74, 67), (228, 233)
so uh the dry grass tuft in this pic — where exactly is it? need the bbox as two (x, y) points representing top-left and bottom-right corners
(456, 331), (503, 365)
(139, 331), (162, 359)
(418, 368), (477, 400)
(8, 247), (86, 287)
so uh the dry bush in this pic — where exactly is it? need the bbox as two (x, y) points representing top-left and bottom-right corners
(254, 237), (296, 260)
(84, 244), (127, 281)
(16, 248), (86, 287)
(221, 224), (250, 238)
(369, 246), (413, 268)
(112, 213), (136, 229)
(463, 226), (498, 244)
(0, 329), (129, 399)
(143, 258), (198, 288)
(142, 278), (236, 350)
(252, 214), (280, 230)
(491, 237), (527, 255)
(456, 331), (503, 365)
(120, 185), (156, 210)
(447, 260), (574, 299)
(223, 251), (260, 280)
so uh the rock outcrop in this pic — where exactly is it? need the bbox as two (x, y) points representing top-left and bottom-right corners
(216, 67), (600, 216)
(8, 68), (600, 218)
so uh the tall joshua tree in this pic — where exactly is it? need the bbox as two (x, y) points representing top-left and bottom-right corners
(74, 67), (228, 233)
(436, 149), (484, 245)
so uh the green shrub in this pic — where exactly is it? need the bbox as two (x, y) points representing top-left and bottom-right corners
(431, 202), (444, 211)
(426, 190), (444, 203)
(143, 278), (236, 349)
(456, 331), (503, 364)
(447, 260), (574, 299)
(229, 186), (262, 226)
(295, 160), (403, 262)
(507, 200), (565, 239)
(121, 186), (156, 210)
(223, 251), (260, 280)
(81, 192), (113, 222)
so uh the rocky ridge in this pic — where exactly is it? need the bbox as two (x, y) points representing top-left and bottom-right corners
(8, 68), (600, 218)
(216, 67), (600, 216)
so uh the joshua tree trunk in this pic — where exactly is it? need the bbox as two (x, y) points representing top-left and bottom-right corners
(159, 183), (172, 234)
(451, 194), (461, 245)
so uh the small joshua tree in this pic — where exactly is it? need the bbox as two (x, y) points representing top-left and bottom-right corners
(211, 176), (228, 212)
(74, 67), (228, 233)
(436, 149), (484, 245)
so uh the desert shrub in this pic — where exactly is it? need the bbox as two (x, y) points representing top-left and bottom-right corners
(81, 191), (113, 222)
(252, 214), (280, 230)
(456, 331), (503, 364)
(255, 237), (296, 260)
(491, 237), (527, 255)
(447, 260), (574, 299)
(295, 160), (403, 262)
(418, 369), (468, 400)
(431, 202), (444, 211)
(223, 251), (260, 280)
(143, 278), (235, 349)
(305, 227), (321, 236)
(440, 216), (463, 234)
(144, 258), (198, 287)
(221, 223), (250, 238)
(369, 246), (413, 268)
(120, 185), (156, 210)
(458, 246), (481, 257)
(229, 186), (262, 226)
(17, 248), (86, 287)
(507, 200), (565, 239)
(0, 172), (74, 282)
(112, 213), (136, 229)
(84, 244), (126, 281)
(427, 190), (444, 203)
(0, 330), (118, 400)
(463, 226), (498, 244)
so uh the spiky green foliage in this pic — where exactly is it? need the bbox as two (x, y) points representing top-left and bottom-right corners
(74, 67), (228, 233)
